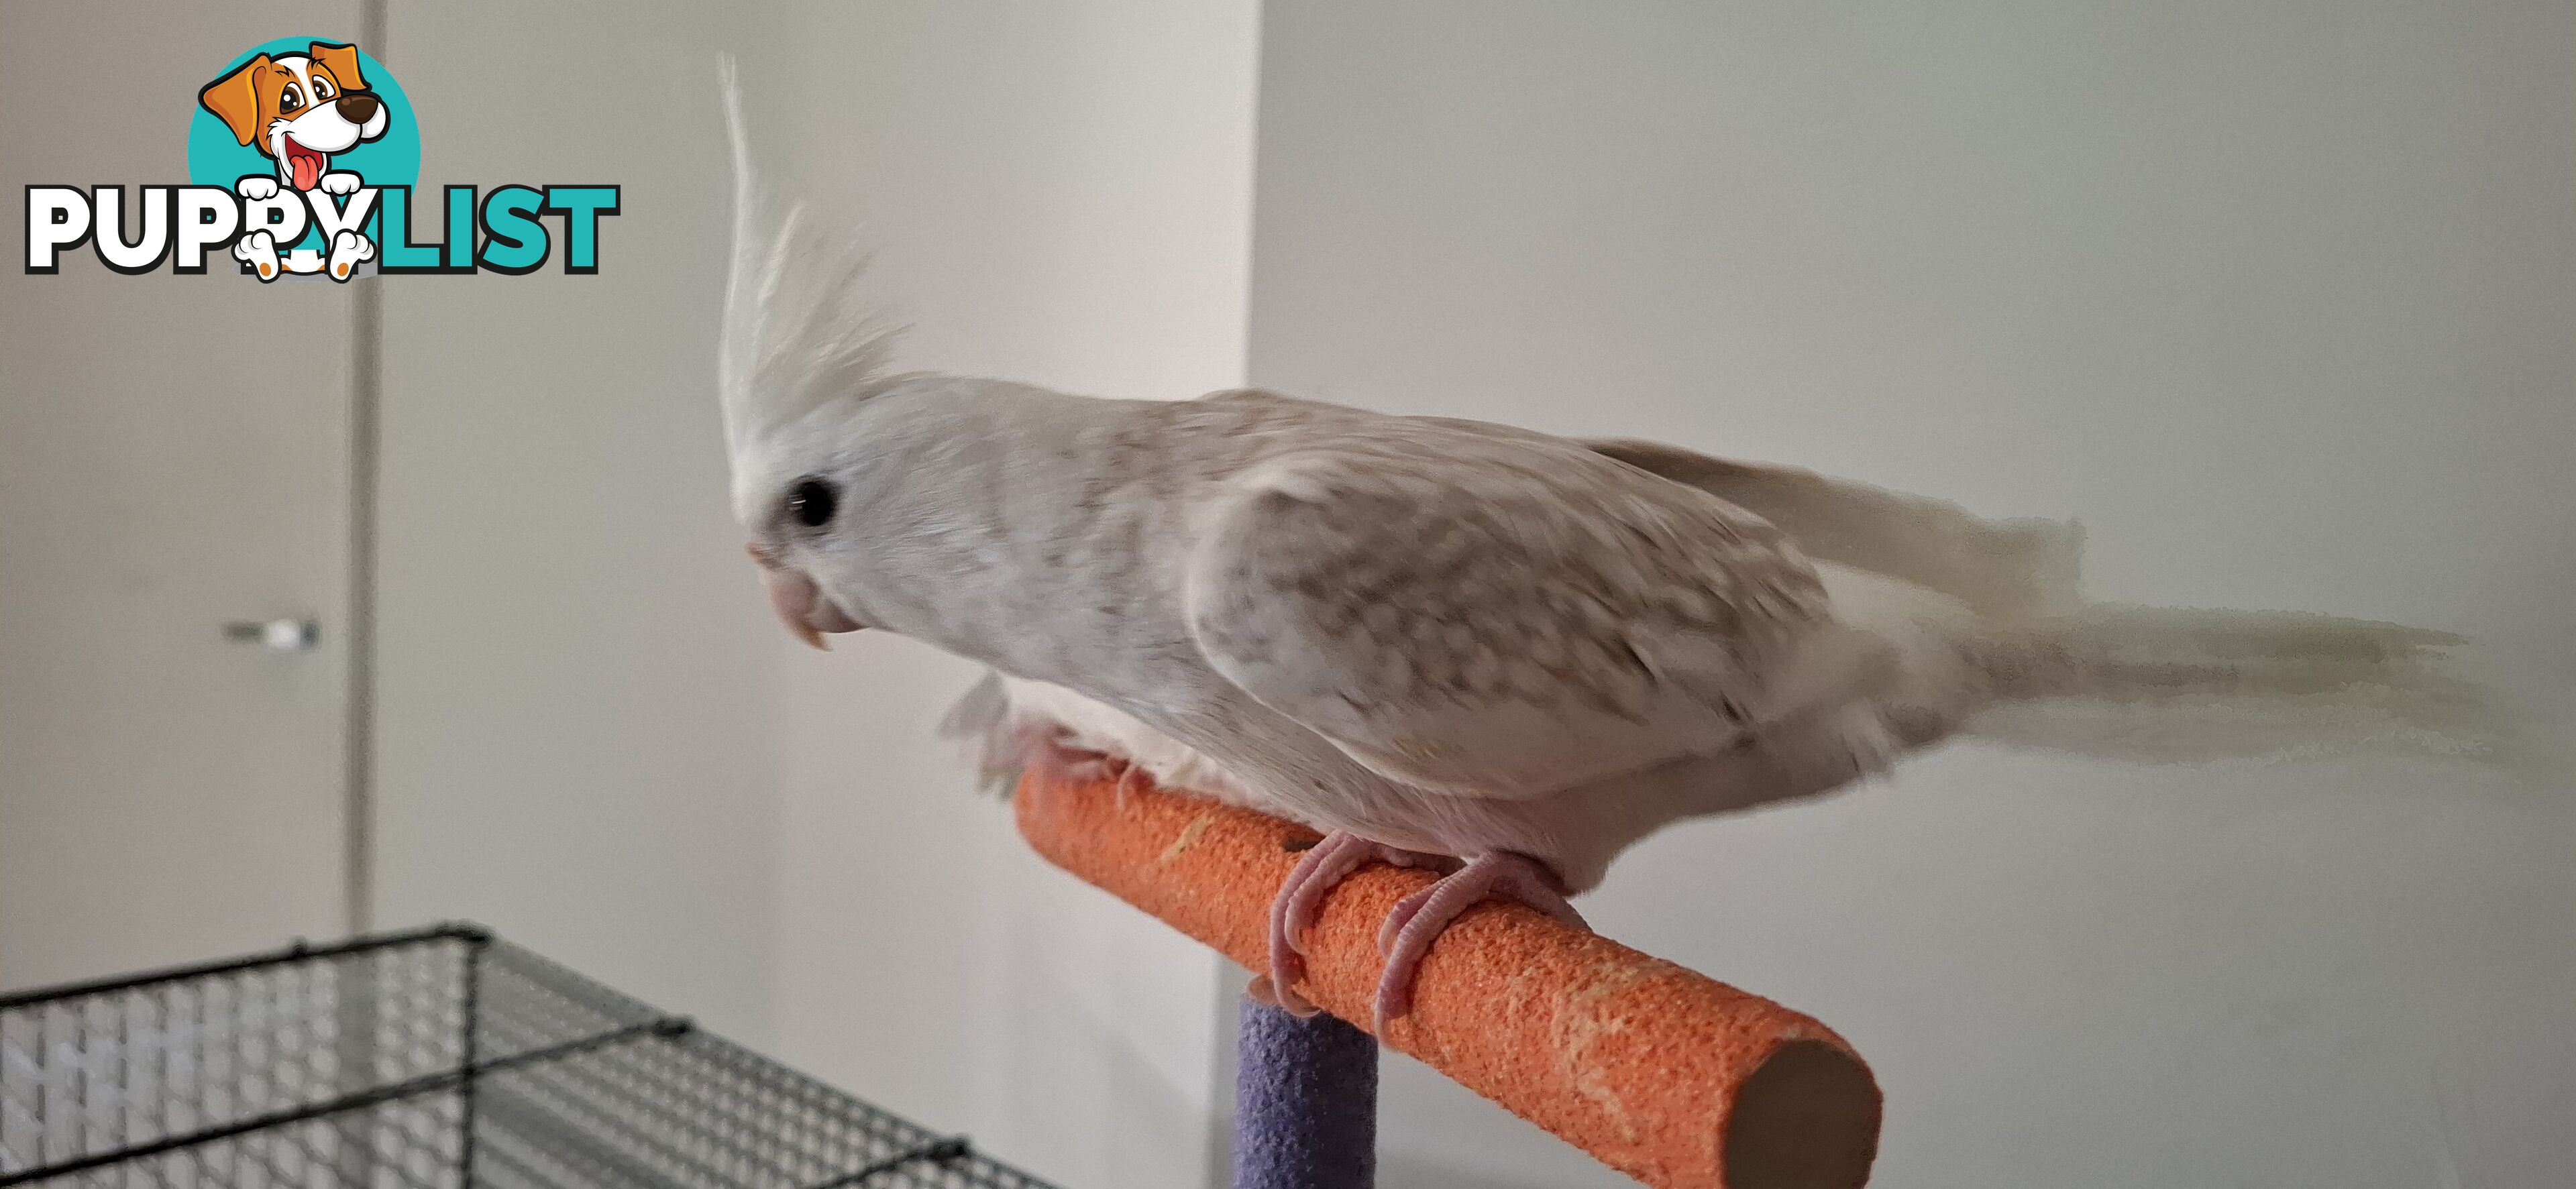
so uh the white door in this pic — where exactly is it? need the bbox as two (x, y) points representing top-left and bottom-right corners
(0, 1), (362, 990)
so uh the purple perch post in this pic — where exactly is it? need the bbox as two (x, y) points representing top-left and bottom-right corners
(1232, 997), (1379, 1189)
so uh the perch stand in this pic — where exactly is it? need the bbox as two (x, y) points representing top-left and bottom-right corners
(1014, 769), (1882, 1189)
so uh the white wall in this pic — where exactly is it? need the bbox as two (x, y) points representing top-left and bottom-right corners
(1247, 2), (2575, 1186)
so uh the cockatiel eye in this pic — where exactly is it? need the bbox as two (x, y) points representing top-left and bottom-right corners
(786, 479), (837, 528)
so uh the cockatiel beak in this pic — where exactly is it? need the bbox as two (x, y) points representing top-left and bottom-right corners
(746, 544), (865, 649)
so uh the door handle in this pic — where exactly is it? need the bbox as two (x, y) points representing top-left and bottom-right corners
(223, 618), (320, 652)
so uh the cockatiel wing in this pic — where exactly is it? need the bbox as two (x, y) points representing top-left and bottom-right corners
(1183, 428), (1852, 801)
(1580, 438), (2085, 619)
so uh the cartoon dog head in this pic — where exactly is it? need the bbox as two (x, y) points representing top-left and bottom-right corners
(199, 42), (389, 192)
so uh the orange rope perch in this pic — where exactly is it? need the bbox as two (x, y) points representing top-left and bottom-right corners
(1014, 769), (1882, 1189)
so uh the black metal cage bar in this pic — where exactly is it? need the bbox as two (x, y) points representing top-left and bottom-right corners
(0, 925), (1055, 1189)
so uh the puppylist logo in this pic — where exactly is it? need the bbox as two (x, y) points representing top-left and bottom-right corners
(25, 37), (618, 280)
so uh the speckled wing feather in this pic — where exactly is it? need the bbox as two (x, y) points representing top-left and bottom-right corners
(1580, 438), (2084, 618)
(1181, 429), (1841, 801)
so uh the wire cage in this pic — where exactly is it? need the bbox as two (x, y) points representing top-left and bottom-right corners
(0, 925), (1057, 1189)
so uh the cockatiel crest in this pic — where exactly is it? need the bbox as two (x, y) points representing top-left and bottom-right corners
(716, 57), (906, 524)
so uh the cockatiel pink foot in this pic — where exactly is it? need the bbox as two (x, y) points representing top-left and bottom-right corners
(1012, 724), (1154, 809)
(1258, 831), (1455, 1018)
(997, 720), (1145, 801)
(1373, 851), (1586, 1031)
(1256, 832), (1589, 1031)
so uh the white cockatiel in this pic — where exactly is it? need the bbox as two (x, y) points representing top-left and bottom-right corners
(718, 73), (2488, 1027)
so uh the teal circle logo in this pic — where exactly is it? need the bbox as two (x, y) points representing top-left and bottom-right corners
(188, 38), (418, 190)
(186, 37), (416, 264)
